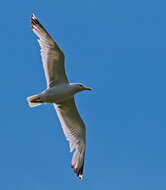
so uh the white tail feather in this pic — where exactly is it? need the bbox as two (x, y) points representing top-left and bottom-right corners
(27, 94), (42, 108)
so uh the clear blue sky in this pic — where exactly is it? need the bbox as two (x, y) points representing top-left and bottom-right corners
(0, 0), (166, 189)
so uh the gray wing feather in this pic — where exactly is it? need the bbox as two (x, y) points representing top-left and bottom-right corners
(54, 98), (86, 179)
(31, 14), (68, 87)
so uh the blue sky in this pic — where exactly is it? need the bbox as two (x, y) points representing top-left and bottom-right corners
(0, 0), (166, 189)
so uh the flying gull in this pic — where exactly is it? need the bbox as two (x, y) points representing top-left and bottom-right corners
(27, 14), (92, 180)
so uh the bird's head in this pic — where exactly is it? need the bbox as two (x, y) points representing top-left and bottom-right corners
(71, 83), (92, 93)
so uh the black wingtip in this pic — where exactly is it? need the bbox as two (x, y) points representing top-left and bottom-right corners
(71, 164), (84, 180)
(31, 14), (39, 28)
(31, 13), (45, 31)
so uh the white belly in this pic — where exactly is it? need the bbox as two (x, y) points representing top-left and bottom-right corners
(40, 84), (73, 103)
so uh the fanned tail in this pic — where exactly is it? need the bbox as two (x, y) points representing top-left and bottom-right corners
(27, 94), (42, 107)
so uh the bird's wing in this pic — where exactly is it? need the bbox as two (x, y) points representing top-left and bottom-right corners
(54, 98), (86, 180)
(31, 14), (69, 88)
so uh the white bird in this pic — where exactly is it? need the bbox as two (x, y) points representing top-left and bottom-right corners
(27, 14), (92, 180)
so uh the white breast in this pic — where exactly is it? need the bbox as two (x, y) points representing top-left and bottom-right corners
(40, 83), (74, 103)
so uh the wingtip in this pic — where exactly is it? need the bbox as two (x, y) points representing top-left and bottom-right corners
(71, 164), (84, 180)
(31, 13), (39, 29)
(79, 174), (83, 180)
(31, 13), (36, 19)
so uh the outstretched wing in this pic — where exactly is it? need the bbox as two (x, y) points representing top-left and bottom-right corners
(54, 98), (86, 180)
(31, 14), (69, 88)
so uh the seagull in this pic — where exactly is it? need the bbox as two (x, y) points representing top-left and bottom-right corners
(27, 14), (92, 180)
